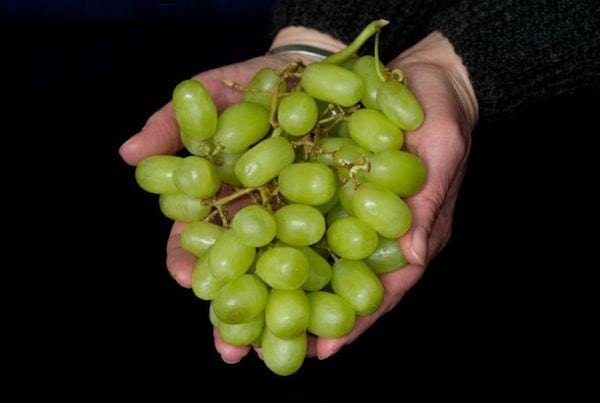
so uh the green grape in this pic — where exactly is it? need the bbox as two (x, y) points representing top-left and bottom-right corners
(377, 80), (424, 131)
(265, 289), (309, 339)
(338, 181), (358, 216)
(329, 119), (351, 138)
(314, 180), (339, 215)
(326, 202), (351, 226)
(274, 204), (326, 246)
(353, 182), (412, 238)
(278, 163), (336, 206)
(208, 230), (256, 282)
(340, 55), (359, 70)
(135, 155), (182, 194)
(326, 216), (378, 260)
(242, 67), (285, 111)
(315, 137), (354, 166)
(218, 313), (265, 346)
(234, 136), (295, 187)
(158, 193), (211, 222)
(333, 144), (370, 182)
(364, 236), (408, 274)
(366, 149), (426, 197)
(296, 246), (332, 292)
(261, 328), (307, 376)
(347, 109), (404, 152)
(209, 302), (220, 327)
(191, 257), (227, 300)
(231, 204), (276, 247)
(173, 156), (221, 199)
(307, 291), (355, 338)
(215, 152), (242, 187)
(256, 247), (309, 290)
(352, 55), (385, 109)
(331, 259), (383, 315)
(277, 92), (318, 136)
(181, 221), (224, 257)
(172, 79), (218, 155)
(213, 102), (271, 154)
(301, 63), (365, 107)
(212, 274), (268, 324)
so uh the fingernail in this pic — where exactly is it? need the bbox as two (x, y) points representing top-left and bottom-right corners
(221, 356), (240, 365)
(318, 346), (341, 360)
(410, 227), (428, 266)
(120, 134), (139, 149)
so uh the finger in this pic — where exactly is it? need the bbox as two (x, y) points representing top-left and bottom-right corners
(316, 264), (425, 359)
(166, 221), (195, 288)
(307, 334), (318, 358)
(213, 327), (251, 364)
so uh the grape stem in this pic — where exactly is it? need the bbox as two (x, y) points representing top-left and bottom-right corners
(323, 19), (389, 65)
(374, 31), (386, 82)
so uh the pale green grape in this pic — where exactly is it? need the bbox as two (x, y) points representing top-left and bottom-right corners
(331, 259), (383, 315)
(353, 182), (412, 238)
(278, 162), (336, 206)
(274, 204), (326, 246)
(296, 246), (332, 292)
(209, 302), (220, 327)
(172, 79), (218, 155)
(366, 149), (426, 197)
(364, 236), (408, 274)
(352, 55), (385, 109)
(256, 247), (309, 290)
(181, 221), (224, 257)
(277, 91), (318, 136)
(301, 63), (365, 107)
(213, 102), (271, 154)
(338, 181), (358, 216)
(261, 328), (307, 376)
(329, 119), (351, 138)
(314, 181), (340, 215)
(348, 109), (404, 152)
(158, 193), (211, 222)
(191, 258), (227, 300)
(231, 204), (276, 247)
(326, 216), (378, 260)
(218, 313), (265, 346)
(326, 202), (351, 226)
(173, 156), (221, 199)
(265, 289), (309, 339)
(315, 137), (354, 166)
(234, 136), (295, 187)
(208, 230), (256, 282)
(307, 291), (355, 338)
(377, 80), (424, 131)
(242, 67), (285, 111)
(212, 274), (268, 324)
(215, 152), (242, 187)
(135, 155), (182, 194)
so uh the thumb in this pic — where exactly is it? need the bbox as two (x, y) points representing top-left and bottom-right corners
(399, 193), (439, 267)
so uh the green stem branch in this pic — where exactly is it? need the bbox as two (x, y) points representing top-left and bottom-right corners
(323, 19), (389, 65)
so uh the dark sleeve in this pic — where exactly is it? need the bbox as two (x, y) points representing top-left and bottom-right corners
(431, 0), (600, 117)
(272, 0), (459, 61)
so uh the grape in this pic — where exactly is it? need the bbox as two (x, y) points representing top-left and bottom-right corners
(366, 149), (426, 197)
(307, 291), (355, 338)
(181, 221), (224, 257)
(364, 236), (408, 274)
(172, 79), (218, 155)
(315, 137), (354, 166)
(296, 246), (332, 292)
(261, 328), (307, 376)
(256, 246), (310, 290)
(265, 289), (309, 339)
(274, 204), (326, 246)
(212, 274), (268, 324)
(213, 102), (271, 154)
(331, 259), (383, 315)
(326, 216), (378, 260)
(135, 155), (182, 194)
(231, 204), (276, 247)
(208, 230), (256, 282)
(218, 313), (265, 346)
(158, 193), (211, 222)
(243, 67), (285, 111)
(214, 152), (242, 187)
(338, 181), (358, 215)
(352, 55), (385, 109)
(301, 63), (365, 107)
(278, 162), (336, 206)
(377, 80), (424, 131)
(277, 91), (318, 136)
(173, 156), (221, 199)
(325, 202), (350, 226)
(234, 136), (295, 187)
(353, 182), (412, 238)
(191, 257), (226, 300)
(347, 109), (404, 152)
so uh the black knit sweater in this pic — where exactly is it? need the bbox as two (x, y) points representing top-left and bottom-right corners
(273, 0), (600, 118)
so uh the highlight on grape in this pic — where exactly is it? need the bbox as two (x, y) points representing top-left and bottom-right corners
(132, 19), (425, 376)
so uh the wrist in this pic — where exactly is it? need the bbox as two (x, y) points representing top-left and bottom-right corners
(270, 26), (346, 63)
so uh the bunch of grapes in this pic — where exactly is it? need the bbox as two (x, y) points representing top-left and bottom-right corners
(133, 20), (426, 375)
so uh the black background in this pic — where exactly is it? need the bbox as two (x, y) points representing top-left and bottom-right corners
(4, 10), (597, 400)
